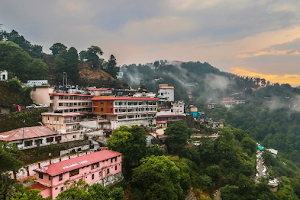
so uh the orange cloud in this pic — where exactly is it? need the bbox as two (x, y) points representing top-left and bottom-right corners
(231, 67), (300, 86)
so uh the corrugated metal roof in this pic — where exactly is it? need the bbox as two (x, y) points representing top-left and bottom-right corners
(0, 126), (56, 142)
(34, 150), (121, 176)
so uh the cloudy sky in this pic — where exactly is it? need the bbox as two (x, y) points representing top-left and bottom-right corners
(1, 0), (300, 85)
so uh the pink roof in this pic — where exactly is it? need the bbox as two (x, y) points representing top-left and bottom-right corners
(87, 88), (111, 91)
(49, 93), (92, 97)
(91, 97), (159, 101)
(156, 121), (167, 124)
(34, 150), (121, 176)
(0, 126), (56, 142)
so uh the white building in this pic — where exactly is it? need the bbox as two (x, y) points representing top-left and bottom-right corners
(91, 97), (158, 129)
(158, 84), (174, 102)
(171, 101), (185, 114)
(0, 70), (8, 81)
(27, 80), (48, 87)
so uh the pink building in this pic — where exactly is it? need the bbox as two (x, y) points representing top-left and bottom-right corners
(33, 150), (122, 199)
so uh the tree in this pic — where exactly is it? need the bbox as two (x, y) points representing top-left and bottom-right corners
(130, 156), (184, 200)
(49, 42), (67, 56)
(0, 141), (23, 174)
(154, 60), (159, 69)
(241, 137), (257, 155)
(54, 47), (79, 84)
(86, 45), (103, 68)
(199, 137), (216, 163)
(108, 126), (147, 176)
(105, 54), (118, 78)
(26, 59), (48, 80)
(164, 121), (191, 153)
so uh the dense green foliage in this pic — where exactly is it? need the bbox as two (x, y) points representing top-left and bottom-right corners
(0, 108), (47, 132)
(0, 41), (48, 81)
(56, 180), (124, 200)
(0, 78), (32, 106)
(164, 122), (191, 153)
(54, 47), (79, 83)
(202, 83), (300, 166)
(1, 30), (43, 59)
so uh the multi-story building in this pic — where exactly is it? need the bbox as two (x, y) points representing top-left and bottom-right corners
(171, 101), (185, 114)
(91, 97), (158, 128)
(30, 86), (54, 106)
(158, 84), (174, 102)
(41, 112), (84, 142)
(33, 150), (122, 199)
(0, 126), (59, 149)
(50, 93), (93, 113)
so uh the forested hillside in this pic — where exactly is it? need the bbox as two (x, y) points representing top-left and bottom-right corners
(0, 29), (121, 86)
(121, 61), (262, 102)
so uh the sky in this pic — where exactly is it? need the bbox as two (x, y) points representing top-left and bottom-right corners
(1, 0), (300, 86)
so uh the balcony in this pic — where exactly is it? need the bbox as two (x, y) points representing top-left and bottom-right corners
(64, 119), (80, 123)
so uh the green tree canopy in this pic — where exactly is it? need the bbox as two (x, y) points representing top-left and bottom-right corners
(130, 155), (184, 200)
(164, 121), (191, 154)
(49, 43), (67, 56)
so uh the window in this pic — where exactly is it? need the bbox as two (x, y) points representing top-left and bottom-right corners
(107, 168), (110, 174)
(96, 162), (99, 168)
(46, 138), (53, 143)
(99, 172), (102, 177)
(70, 169), (79, 177)
(59, 174), (63, 181)
(101, 101), (104, 105)
(61, 187), (64, 192)
(101, 108), (104, 112)
(111, 158), (113, 163)
(55, 187), (58, 190)
(39, 173), (43, 179)
(115, 157), (117, 162)
(49, 175), (51, 180)
(73, 135), (76, 138)
(91, 165), (94, 170)
(92, 174), (94, 180)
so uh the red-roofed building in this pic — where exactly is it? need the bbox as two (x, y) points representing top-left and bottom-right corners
(91, 96), (158, 129)
(0, 126), (58, 149)
(33, 150), (122, 199)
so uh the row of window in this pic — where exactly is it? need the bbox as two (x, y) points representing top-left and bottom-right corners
(58, 102), (92, 107)
(114, 101), (157, 106)
(63, 108), (92, 113)
(115, 107), (157, 113)
(58, 96), (91, 100)
(118, 114), (155, 120)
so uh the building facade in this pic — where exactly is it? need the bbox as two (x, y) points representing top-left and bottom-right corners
(41, 112), (85, 142)
(171, 101), (185, 114)
(33, 150), (122, 199)
(50, 93), (92, 113)
(91, 97), (158, 128)
(30, 86), (54, 106)
(158, 84), (174, 102)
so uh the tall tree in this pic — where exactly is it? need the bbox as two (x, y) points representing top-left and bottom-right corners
(86, 45), (103, 68)
(130, 156), (184, 200)
(49, 42), (67, 56)
(106, 54), (118, 78)
(164, 121), (191, 153)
